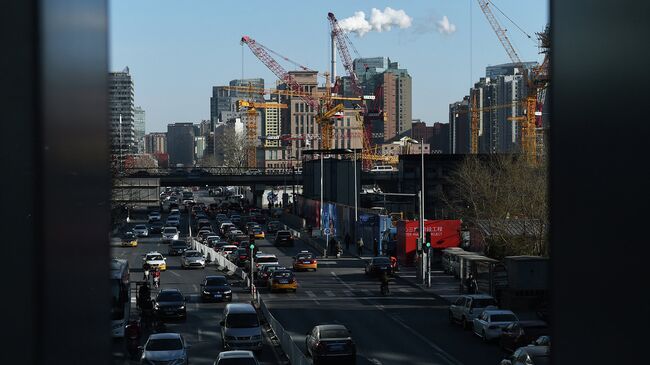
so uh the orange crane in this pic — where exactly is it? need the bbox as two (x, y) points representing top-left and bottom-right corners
(476, 0), (540, 163)
(235, 100), (287, 167)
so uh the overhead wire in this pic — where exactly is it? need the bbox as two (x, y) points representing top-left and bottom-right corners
(487, 0), (535, 43)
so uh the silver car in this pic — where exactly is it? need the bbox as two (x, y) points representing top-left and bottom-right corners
(181, 250), (206, 269)
(140, 332), (190, 365)
(133, 224), (149, 237)
(214, 350), (259, 365)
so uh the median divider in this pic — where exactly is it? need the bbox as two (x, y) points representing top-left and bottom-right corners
(191, 236), (310, 365)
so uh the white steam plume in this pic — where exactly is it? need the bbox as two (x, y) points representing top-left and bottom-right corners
(436, 15), (457, 35)
(338, 7), (413, 37)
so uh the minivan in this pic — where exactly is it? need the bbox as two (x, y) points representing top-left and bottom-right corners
(220, 303), (263, 352)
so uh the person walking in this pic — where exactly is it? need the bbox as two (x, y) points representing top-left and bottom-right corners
(465, 273), (477, 294)
(356, 237), (364, 257)
(373, 238), (379, 257)
(344, 232), (351, 251)
(329, 236), (337, 257)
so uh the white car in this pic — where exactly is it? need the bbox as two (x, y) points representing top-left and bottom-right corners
(133, 224), (149, 237)
(162, 227), (180, 241)
(449, 294), (499, 329)
(143, 251), (167, 271)
(140, 333), (190, 365)
(214, 350), (259, 365)
(473, 309), (519, 342)
(181, 250), (206, 269)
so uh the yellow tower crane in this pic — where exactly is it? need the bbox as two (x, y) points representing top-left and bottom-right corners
(235, 100), (287, 168)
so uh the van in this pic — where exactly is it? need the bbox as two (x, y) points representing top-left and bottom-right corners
(370, 165), (396, 173)
(220, 303), (263, 352)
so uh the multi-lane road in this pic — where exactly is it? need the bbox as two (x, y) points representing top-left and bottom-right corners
(112, 189), (507, 365)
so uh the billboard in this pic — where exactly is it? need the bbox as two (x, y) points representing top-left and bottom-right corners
(320, 202), (338, 237)
(396, 220), (462, 266)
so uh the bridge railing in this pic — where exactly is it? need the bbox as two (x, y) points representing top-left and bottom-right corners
(121, 166), (301, 177)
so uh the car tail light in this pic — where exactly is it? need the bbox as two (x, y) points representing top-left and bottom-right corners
(289, 278), (295, 283)
(312, 259), (318, 264)
(239, 256), (247, 260)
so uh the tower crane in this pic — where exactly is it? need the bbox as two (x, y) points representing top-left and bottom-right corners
(476, 0), (541, 163)
(240, 35), (345, 150)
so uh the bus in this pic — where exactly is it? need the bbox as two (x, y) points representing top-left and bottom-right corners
(110, 258), (130, 338)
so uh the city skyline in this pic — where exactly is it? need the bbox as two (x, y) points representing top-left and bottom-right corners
(110, 0), (548, 133)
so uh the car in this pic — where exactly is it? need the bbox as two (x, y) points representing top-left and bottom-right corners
(473, 309), (519, 342)
(122, 231), (138, 247)
(251, 253), (279, 275)
(170, 208), (180, 216)
(149, 221), (164, 234)
(220, 222), (236, 235)
(256, 264), (284, 286)
(133, 224), (149, 237)
(200, 275), (232, 302)
(204, 235), (220, 246)
(305, 324), (356, 364)
(213, 350), (259, 365)
(168, 239), (189, 256)
(268, 269), (297, 292)
(245, 221), (260, 234)
(140, 332), (190, 365)
(364, 256), (393, 276)
(293, 251), (318, 271)
(220, 303), (263, 352)
(196, 228), (212, 240)
(274, 230), (294, 247)
(166, 217), (181, 228)
(230, 214), (241, 224)
(233, 234), (250, 246)
(153, 288), (187, 320)
(197, 219), (212, 230)
(448, 294), (499, 330)
(143, 251), (167, 271)
(147, 212), (161, 223)
(499, 320), (549, 353)
(233, 249), (250, 267)
(181, 250), (206, 269)
(162, 227), (180, 242)
(220, 245), (239, 257)
(499, 345), (550, 365)
(266, 221), (282, 234)
(249, 226), (265, 239)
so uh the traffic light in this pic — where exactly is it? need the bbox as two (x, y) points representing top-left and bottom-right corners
(425, 232), (431, 249)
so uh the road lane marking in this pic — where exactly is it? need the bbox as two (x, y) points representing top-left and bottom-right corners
(169, 271), (181, 277)
(399, 288), (411, 294)
(343, 289), (353, 297)
(306, 290), (317, 298)
(324, 290), (335, 297)
(362, 289), (373, 296)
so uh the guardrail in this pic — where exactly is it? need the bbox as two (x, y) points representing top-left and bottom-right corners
(191, 237), (311, 365)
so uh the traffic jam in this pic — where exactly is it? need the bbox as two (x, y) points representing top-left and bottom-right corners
(112, 186), (549, 365)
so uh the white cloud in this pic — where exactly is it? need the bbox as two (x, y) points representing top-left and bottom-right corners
(339, 7), (413, 37)
(436, 15), (457, 35)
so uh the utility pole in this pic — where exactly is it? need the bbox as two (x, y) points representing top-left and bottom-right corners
(353, 148), (358, 239)
(119, 114), (123, 173)
(320, 150), (324, 233)
(420, 137), (426, 286)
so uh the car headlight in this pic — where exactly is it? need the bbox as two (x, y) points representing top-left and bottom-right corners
(179, 305), (185, 310)
(203, 290), (210, 295)
(154, 303), (160, 309)
(251, 335), (262, 340)
(223, 290), (232, 294)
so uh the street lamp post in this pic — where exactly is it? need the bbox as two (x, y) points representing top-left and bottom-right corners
(119, 114), (123, 173)
(353, 148), (358, 239)
(420, 137), (426, 286)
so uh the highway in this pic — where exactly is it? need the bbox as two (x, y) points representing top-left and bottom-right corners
(112, 188), (507, 365)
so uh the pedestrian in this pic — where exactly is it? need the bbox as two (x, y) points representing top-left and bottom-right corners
(329, 236), (337, 256)
(465, 273), (476, 294)
(357, 237), (364, 256)
(344, 232), (351, 251)
(142, 262), (150, 281)
(373, 238), (379, 257)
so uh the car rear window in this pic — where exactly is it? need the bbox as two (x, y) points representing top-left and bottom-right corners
(471, 298), (497, 308)
(147, 255), (163, 261)
(491, 314), (517, 322)
(185, 251), (202, 257)
(273, 271), (293, 278)
(157, 292), (183, 302)
(206, 277), (227, 286)
(297, 254), (313, 260)
(257, 257), (278, 263)
(320, 328), (349, 339)
(277, 232), (291, 237)
(146, 338), (182, 351)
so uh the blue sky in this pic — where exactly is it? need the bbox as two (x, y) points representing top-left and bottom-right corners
(110, 0), (548, 133)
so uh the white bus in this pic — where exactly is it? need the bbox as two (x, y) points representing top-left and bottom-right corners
(110, 258), (130, 338)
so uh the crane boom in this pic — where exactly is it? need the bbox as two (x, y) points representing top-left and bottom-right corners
(476, 0), (522, 65)
(327, 12), (364, 98)
(240, 36), (319, 111)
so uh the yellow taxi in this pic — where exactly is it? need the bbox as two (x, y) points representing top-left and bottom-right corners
(143, 252), (167, 271)
(122, 231), (138, 247)
(250, 226), (265, 239)
(292, 251), (318, 271)
(268, 269), (297, 292)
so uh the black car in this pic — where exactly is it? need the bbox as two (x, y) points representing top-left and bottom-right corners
(234, 249), (250, 268)
(364, 257), (393, 276)
(154, 289), (187, 320)
(305, 324), (356, 364)
(168, 240), (189, 256)
(274, 230), (294, 247)
(266, 221), (282, 234)
(149, 221), (164, 234)
(499, 320), (549, 353)
(200, 275), (233, 302)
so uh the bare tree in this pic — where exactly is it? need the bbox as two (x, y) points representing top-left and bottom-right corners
(443, 155), (548, 258)
(215, 126), (247, 169)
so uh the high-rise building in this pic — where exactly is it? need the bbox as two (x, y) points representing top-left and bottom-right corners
(430, 122), (450, 154)
(279, 71), (319, 163)
(167, 123), (195, 167)
(449, 97), (471, 154)
(210, 78), (265, 128)
(109, 67), (135, 165)
(144, 133), (167, 154)
(134, 106), (145, 153)
(194, 136), (206, 160)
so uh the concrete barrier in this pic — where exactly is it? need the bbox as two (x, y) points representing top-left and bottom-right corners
(259, 297), (311, 365)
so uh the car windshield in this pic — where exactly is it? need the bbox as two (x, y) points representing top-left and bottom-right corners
(373, 258), (390, 264)
(185, 251), (202, 257)
(472, 299), (497, 308)
(163, 228), (177, 234)
(226, 313), (259, 328)
(257, 257), (278, 263)
(134, 225), (146, 229)
(277, 232), (290, 237)
(146, 338), (183, 351)
(147, 255), (163, 261)
(297, 254), (313, 260)
(206, 277), (227, 286)
(157, 292), (183, 302)
(491, 314), (517, 322)
(217, 358), (257, 365)
(320, 328), (349, 339)
(273, 271), (293, 278)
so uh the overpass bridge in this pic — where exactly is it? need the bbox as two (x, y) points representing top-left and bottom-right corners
(120, 167), (303, 187)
